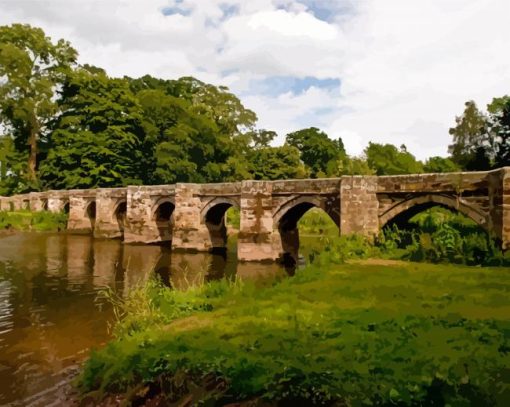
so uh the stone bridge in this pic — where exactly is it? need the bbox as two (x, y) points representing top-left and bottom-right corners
(1, 167), (509, 262)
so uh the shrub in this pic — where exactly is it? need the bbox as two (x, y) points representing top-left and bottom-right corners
(0, 210), (68, 231)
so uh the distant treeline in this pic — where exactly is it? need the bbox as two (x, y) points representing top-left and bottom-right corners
(1, 24), (509, 195)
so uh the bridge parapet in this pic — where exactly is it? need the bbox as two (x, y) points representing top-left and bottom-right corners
(376, 171), (492, 193)
(271, 178), (341, 195)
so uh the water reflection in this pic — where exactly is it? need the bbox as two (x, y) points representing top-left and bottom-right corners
(0, 232), (286, 405)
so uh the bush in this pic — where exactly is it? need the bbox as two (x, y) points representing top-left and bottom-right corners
(380, 207), (510, 266)
(0, 210), (68, 231)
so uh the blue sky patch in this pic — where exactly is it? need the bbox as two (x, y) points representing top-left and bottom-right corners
(219, 4), (239, 20)
(297, 0), (355, 23)
(161, 3), (191, 17)
(248, 76), (340, 96)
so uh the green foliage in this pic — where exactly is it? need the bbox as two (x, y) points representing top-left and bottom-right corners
(225, 206), (240, 229)
(297, 208), (338, 236)
(249, 145), (308, 180)
(0, 136), (28, 194)
(286, 127), (345, 178)
(0, 210), (67, 231)
(365, 142), (424, 175)
(488, 96), (510, 167)
(132, 75), (257, 184)
(0, 23), (77, 185)
(423, 156), (459, 173)
(79, 257), (510, 406)
(381, 207), (510, 266)
(247, 129), (277, 149)
(448, 96), (510, 170)
(39, 67), (146, 188)
(448, 100), (492, 170)
(336, 155), (376, 175)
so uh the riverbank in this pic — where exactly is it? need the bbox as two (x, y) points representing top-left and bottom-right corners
(0, 210), (68, 232)
(78, 253), (510, 406)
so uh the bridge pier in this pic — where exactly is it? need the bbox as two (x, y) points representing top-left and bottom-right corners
(488, 167), (510, 250)
(124, 186), (174, 244)
(238, 181), (279, 262)
(501, 169), (510, 250)
(29, 192), (47, 211)
(172, 184), (213, 251)
(47, 192), (69, 213)
(94, 189), (126, 239)
(340, 176), (379, 237)
(67, 194), (96, 234)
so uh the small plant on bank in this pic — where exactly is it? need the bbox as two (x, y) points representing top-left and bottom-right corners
(0, 210), (68, 232)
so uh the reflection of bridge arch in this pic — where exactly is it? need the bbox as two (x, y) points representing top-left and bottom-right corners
(379, 194), (488, 229)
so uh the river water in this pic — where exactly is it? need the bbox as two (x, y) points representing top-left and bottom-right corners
(0, 232), (287, 406)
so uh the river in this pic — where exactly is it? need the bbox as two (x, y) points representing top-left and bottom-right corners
(0, 232), (288, 406)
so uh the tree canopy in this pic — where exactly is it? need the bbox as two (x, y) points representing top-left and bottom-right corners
(365, 143), (423, 175)
(286, 127), (345, 178)
(0, 23), (77, 189)
(1, 23), (505, 196)
(39, 67), (145, 189)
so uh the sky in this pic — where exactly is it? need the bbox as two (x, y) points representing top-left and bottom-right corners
(1, 0), (509, 160)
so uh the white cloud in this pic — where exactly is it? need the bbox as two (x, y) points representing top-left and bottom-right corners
(1, 0), (509, 160)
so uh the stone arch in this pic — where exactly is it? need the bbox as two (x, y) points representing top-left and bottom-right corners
(113, 200), (127, 232)
(273, 195), (337, 228)
(379, 194), (488, 230)
(42, 199), (48, 211)
(201, 197), (240, 221)
(201, 197), (240, 251)
(62, 201), (70, 214)
(151, 197), (175, 241)
(273, 195), (339, 266)
(86, 200), (97, 229)
(151, 197), (175, 222)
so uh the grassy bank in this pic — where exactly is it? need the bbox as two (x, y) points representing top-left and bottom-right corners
(79, 250), (510, 405)
(0, 210), (68, 232)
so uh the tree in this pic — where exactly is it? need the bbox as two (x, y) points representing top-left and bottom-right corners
(0, 24), (77, 187)
(249, 145), (308, 180)
(424, 156), (459, 173)
(336, 155), (375, 176)
(286, 127), (345, 178)
(365, 142), (423, 175)
(448, 101), (492, 170)
(487, 96), (510, 167)
(131, 76), (256, 184)
(0, 136), (27, 194)
(39, 67), (145, 189)
(248, 129), (277, 149)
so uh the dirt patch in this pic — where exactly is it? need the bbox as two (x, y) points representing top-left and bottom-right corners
(347, 258), (408, 266)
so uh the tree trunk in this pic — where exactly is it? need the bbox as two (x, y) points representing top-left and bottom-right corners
(28, 116), (38, 182)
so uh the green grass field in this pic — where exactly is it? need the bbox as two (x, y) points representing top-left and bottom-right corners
(79, 257), (510, 406)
